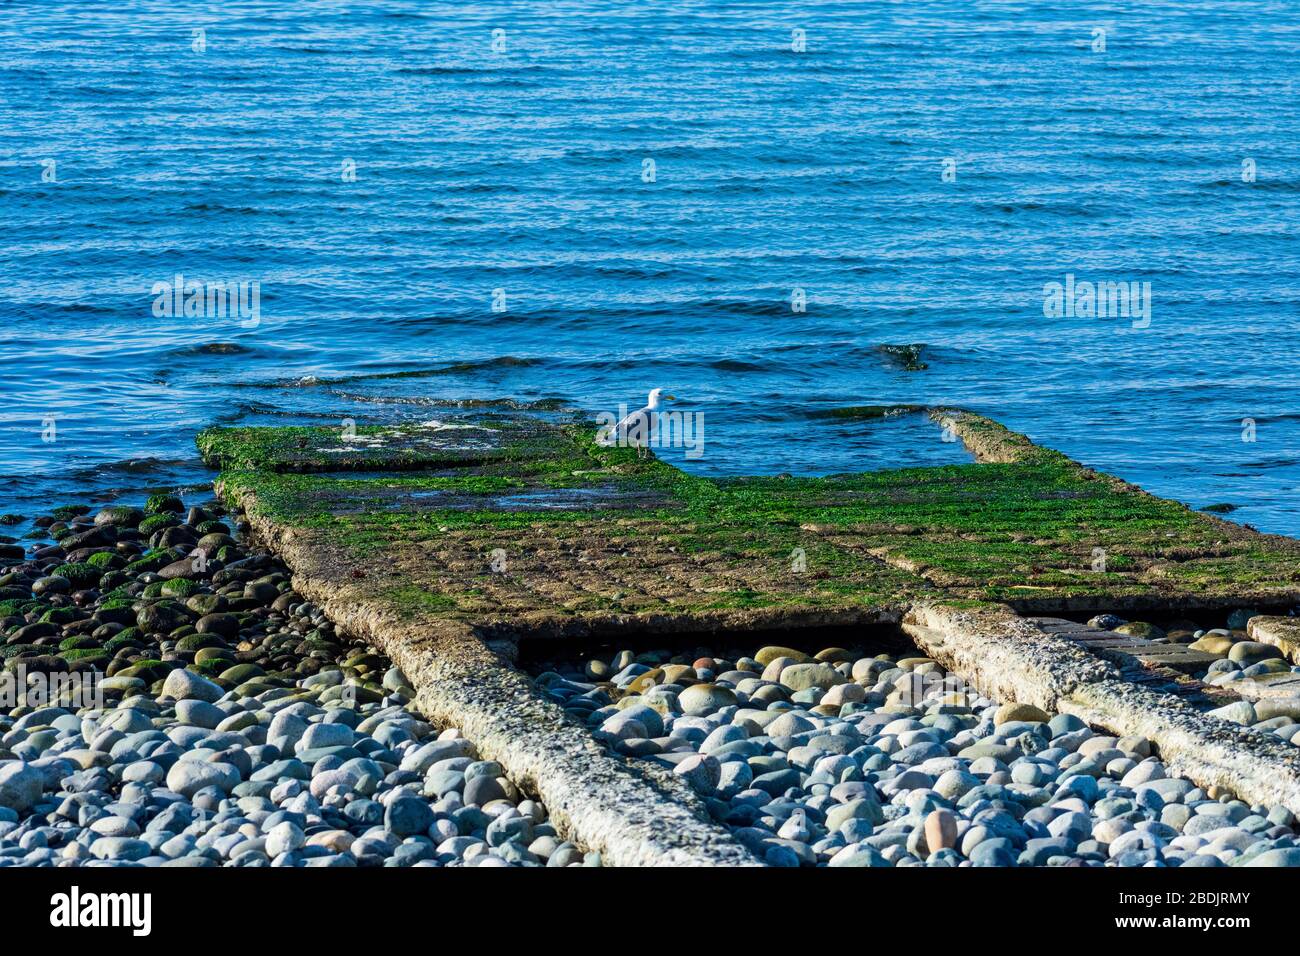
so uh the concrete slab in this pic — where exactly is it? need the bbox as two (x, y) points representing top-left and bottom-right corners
(1029, 616), (1222, 673)
(905, 603), (1300, 814)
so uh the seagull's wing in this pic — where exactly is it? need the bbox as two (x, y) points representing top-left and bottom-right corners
(615, 405), (652, 445)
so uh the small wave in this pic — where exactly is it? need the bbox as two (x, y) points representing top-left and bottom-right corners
(395, 65), (545, 76)
(209, 402), (345, 424)
(181, 203), (266, 215)
(72, 84), (137, 98)
(1201, 179), (1300, 191)
(1239, 458), (1300, 470)
(327, 391), (569, 411)
(64, 457), (195, 481)
(702, 299), (787, 318)
(12, 301), (122, 319)
(710, 359), (767, 372)
(806, 404), (926, 421)
(236, 356), (545, 389)
(975, 201), (1097, 217)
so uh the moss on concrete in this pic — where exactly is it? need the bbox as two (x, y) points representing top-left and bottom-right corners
(197, 415), (585, 474)
(207, 408), (1300, 624)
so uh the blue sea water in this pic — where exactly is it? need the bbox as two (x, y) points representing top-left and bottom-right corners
(2, 1), (1299, 533)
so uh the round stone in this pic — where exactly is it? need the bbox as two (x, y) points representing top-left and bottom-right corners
(677, 683), (738, 717)
(994, 702), (1050, 724)
(175, 699), (225, 729)
(767, 711), (816, 737)
(384, 795), (435, 837)
(165, 760), (240, 798)
(266, 821), (305, 856)
(0, 763), (43, 813)
(673, 754), (721, 793)
(755, 646), (814, 666)
(778, 662), (845, 692)
(464, 775), (508, 806)
(1228, 641), (1283, 666)
(161, 668), (224, 703)
(924, 808), (958, 853)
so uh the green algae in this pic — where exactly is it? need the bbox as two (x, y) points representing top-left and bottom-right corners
(205, 409), (1300, 616)
(51, 563), (101, 589)
(197, 416), (583, 474)
(385, 586), (459, 618)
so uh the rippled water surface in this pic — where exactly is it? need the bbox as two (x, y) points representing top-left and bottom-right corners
(2, 1), (1298, 532)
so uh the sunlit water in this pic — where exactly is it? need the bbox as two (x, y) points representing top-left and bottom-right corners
(2, 1), (1298, 534)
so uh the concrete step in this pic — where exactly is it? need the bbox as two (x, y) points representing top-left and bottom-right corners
(1028, 616), (1221, 673)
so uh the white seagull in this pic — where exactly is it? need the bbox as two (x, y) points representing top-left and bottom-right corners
(614, 387), (675, 457)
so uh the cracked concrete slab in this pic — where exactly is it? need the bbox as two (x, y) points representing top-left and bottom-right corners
(1248, 616), (1300, 663)
(228, 492), (759, 867)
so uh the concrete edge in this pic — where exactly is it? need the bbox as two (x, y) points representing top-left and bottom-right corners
(926, 408), (1038, 464)
(904, 602), (1300, 815)
(901, 602), (1119, 711)
(1248, 616), (1300, 664)
(1060, 680), (1300, 815)
(218, 480), (761, 867)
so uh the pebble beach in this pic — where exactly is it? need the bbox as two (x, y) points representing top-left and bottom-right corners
(0, 497), (588, 867)
(537, 632), (1300, 867)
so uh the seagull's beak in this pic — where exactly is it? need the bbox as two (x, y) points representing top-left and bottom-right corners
(664, 394), (677, 402)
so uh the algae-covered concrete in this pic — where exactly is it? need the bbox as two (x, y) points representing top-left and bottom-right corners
(199, 406), (1300, 861)
(202, 408), (1300, 619)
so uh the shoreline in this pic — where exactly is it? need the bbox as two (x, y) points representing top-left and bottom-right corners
(2, 406), (1300, 867)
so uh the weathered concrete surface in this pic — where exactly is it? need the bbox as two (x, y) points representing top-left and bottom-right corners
(1061, 681), (1300, 817)
(902, 604), (1120, 713)
(1221, 671), (1300, 701)
(232, 497), (759, 867)
(197, 417), (566, 473)
(904, 603), (1300, 815)
(1248, 616), (1300, 663)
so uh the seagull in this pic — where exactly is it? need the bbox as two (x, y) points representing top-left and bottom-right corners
(614, 387), (675, 457)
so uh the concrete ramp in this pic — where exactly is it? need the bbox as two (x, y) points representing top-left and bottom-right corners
(201, 407), (1300, 859)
